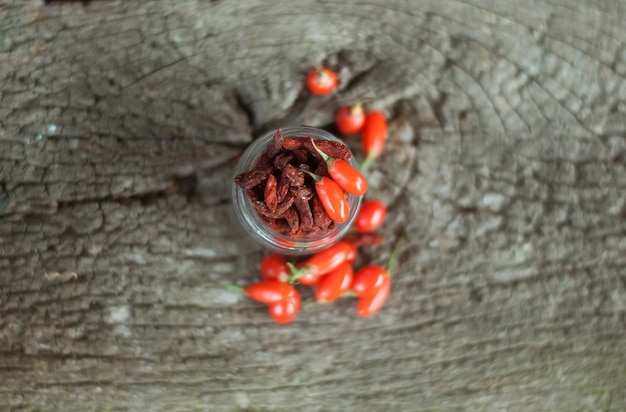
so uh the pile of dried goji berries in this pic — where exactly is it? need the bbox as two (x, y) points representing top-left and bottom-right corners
(236, 66), (398, 323)
(234, 129), (365, 236)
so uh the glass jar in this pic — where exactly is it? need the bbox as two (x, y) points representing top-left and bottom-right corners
(232, 125), (362, 255)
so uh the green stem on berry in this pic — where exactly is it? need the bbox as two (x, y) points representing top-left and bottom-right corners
(306, 290), (356, 308)
(310, 138), (330, 162)
(224, 284), (245, 292)
(341, 290), (357, 298)
(287, 262), (310, 284)
(316, 68), (329, 82)
(297, 168), (321, 183)
(359, 153), (374, 172)
(386, 237), (405, 277)
(287, 262), (298, 273)
(351, 101), (364, 115)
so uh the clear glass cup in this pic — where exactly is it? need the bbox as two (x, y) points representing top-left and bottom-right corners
(232, 125), (362, 255)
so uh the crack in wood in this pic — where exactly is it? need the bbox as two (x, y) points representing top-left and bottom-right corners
(233, 87), (256, 134)
(44, 0), (92, 5)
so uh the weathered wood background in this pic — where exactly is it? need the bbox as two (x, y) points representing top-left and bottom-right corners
(1, 0), (625, 410)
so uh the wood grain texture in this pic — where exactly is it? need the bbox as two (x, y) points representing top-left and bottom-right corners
(1, 0), (625, 411)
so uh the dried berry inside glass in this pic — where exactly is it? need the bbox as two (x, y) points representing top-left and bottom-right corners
(234, 129), (355, 239)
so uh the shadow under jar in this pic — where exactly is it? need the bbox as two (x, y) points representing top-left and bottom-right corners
(232, 126), (362, 255)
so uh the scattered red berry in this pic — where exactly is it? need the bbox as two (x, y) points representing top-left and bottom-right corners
(306, 67), (338, 95)
(245, 280), (297, 304)
(260, 254), (290, 283)
(315, 262), (354, 303)
(239, 239), (402, 322)
(315, 176), (349, 223)
(310, 139), (368, 197)
(356, 275), (391, 317)
(354, 199), (387, 233)
(351, 264), (389, 297)
(360, 111), (387, 171)
(268, 291), (301, 324)
(353, 239), (403, 316)
(300, 169), (349, 223)
(298, 273), (322, 286)
(293, 262), (322, 286)
(305, 241), (356, 277)
(335, 103), (365, 135)
(327, 158), (368, 196)
(345, 241), (358, 263)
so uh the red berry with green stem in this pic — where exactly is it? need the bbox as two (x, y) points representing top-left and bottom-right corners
(360, 111), (387, 171)
(353, 199), (387, 233)
(353, 238), (404, 316)
(306, 241), (355, 277)
(298, 272), (321, 286)
(315, 261), (354, 303)
(260, 254), (290, 282)
(335, 103), (366, 135)
(290, 261), (321, 286)
(292, 241), (357, 285)
(268, 291), (301, 324)
(310, 139), (368, 196)
(289, 241), (356, 283)
(356, 275), (391, 317)
(299, 168), (349, 223)
(245, 280), (297, 304)
(351, 265), (388, 297)
(306, 67), (338, 95)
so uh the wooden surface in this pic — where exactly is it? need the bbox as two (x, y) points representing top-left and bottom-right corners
(1, 0), (625, 410)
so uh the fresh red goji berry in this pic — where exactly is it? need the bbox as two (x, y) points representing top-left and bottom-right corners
(306, 67), (338, 95)
(315, 177), (349, 222)
(353, 199), (387, 233)
(293, 261), (322, 286)
(351, 265), (389, 297)
(315, 261), (354, 303)
(356, 275), (391, 317)
(360, 111), (387, 171)
(268, 291), (301, 324)
(327, 158), (368, 196)
(345, 241), (358, 263)
(245, 280), (297, 304)
(300, 169), (349, 223)
(298, 272), (322, 286)
(305, 241), (355, 276)
(335, 103), (365, 136)
(260, 254), (290, 283)
(310, 139), (367, 197)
